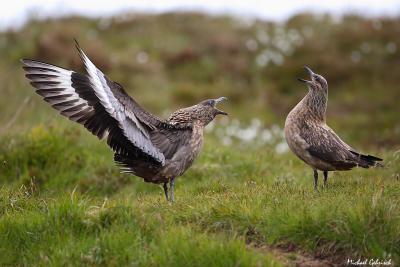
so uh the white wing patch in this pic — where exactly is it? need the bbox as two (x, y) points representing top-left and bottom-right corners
(75, 45), (165, 164)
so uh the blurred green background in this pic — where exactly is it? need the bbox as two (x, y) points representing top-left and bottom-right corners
(0, 12), (399, 148)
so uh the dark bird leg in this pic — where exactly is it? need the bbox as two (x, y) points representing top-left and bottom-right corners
(169, 178), (175, 202)
(163, 182), (169, 201)
(313, 170), (318, 191)
(323, 171), (328, 187)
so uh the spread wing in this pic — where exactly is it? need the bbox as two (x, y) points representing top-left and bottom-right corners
(22, 43), (169, 165)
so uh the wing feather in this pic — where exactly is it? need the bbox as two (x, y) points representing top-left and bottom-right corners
(74, 42), (165, 164)
(22, 56), (164, 164)
(22, 59), (95, 123)
(300, 124), (357, 170)
(22, 42), (196, 171)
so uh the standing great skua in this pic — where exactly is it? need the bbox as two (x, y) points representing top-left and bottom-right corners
(21, 41), (228, 201)
(284, 66), (382, 190)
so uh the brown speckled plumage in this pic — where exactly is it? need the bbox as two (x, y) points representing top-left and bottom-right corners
(21, 41), (228, 201)
(285, 66), (382, 189)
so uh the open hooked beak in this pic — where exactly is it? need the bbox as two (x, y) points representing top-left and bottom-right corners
(297, 66), (315, 84)
(214, 97), (228, 115)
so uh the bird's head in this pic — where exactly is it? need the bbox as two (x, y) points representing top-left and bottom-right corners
(194, 97), (228, 125)
(169, 97), (228, 126)
(298, 66), (328, 95)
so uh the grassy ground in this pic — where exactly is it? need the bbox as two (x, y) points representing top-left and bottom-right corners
(0, 125), (399, 266)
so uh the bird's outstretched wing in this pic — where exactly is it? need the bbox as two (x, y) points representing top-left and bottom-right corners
(22, 42), (170, 165)
(301, 124), (382, 169)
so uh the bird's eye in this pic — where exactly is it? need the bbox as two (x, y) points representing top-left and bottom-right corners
(315, 76), (322, 84)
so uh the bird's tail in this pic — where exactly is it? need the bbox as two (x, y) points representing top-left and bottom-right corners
(114, 153), (161, 182)
(350, 150), (383, 168)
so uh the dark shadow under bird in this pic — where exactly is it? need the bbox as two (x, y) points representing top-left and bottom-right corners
(21, 41), (228, 201)
(284, 66), (382, 190)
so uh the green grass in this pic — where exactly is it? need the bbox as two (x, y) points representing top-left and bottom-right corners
(0, 126), (399, 266)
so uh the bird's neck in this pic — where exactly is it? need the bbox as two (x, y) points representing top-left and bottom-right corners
(191, 120), (205, 151)
(303, 90), (328, 122)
